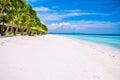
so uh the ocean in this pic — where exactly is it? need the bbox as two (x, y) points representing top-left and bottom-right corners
(52, 34), (120, 50)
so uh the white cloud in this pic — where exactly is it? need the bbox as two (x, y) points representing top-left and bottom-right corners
(37, 12), (96, 21)
(48, 22), (71, 30)
(32, 6), (110, 21)
(37, 11), (110, 21)
(71, 21), (115, 28)
(47, 21), (120, 33)
(33, 6), (50, 11)
(37, 13), (60, 21)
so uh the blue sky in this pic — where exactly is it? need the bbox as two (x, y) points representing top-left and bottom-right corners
(26, 0), (120, 34)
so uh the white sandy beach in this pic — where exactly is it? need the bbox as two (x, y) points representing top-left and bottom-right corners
(0, 35), (120, 80)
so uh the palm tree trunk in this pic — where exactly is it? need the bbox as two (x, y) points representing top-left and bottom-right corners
(9, 27), (13, 35)
(26, 27), (30, 35)
(1, 21), (5, 36)
(4, 24), (10, 36)
(0, 0), (7, 14)
(14, 27), (18, 36)
(28, 29), (32, 36)
(1, 25), (4, 36)
(20, 27), (24, 35)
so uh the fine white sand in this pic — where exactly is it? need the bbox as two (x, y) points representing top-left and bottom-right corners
(0, 35), (120, 80)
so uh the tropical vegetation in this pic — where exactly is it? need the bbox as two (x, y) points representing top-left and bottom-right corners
(0, 0), (48, 36)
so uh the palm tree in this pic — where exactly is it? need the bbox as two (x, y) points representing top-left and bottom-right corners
(0, 0), (48, 36)
(41, 24), (48, 34)
(0, 13), (9, 36)
(25, 5), (39, 35)
(0, 0), (10, 14)
(12, 0), (27, 35)
(0, 0), (10, 36)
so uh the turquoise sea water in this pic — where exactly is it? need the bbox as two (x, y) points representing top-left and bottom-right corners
(54, 34), (120, 49)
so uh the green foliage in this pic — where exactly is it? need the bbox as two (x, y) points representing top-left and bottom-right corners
(0, 0), (48, 36)
(41, 24), (48, 33)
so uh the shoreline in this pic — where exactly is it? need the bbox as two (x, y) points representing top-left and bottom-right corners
(52, 34), (120, 56)
(63, 35), (120, 54)
(0, 35), (120, 80)
(53, 34), (120, 50)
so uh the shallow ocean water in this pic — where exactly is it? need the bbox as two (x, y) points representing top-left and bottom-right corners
(55, 34), (120, 50)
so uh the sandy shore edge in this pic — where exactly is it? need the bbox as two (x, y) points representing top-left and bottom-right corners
(0, 34), (120, 80)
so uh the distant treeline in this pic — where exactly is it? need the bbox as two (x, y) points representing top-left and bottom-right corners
(0, 0), (48, 36)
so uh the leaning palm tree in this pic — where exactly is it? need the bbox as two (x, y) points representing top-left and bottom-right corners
(0, 0), (10, 14)
(8, 0), (22, 35)
(12, 0), (27, 35)
(0, 13), (9, 36)
(0, 0), (10, 36)
(0, 0), (48, 36)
